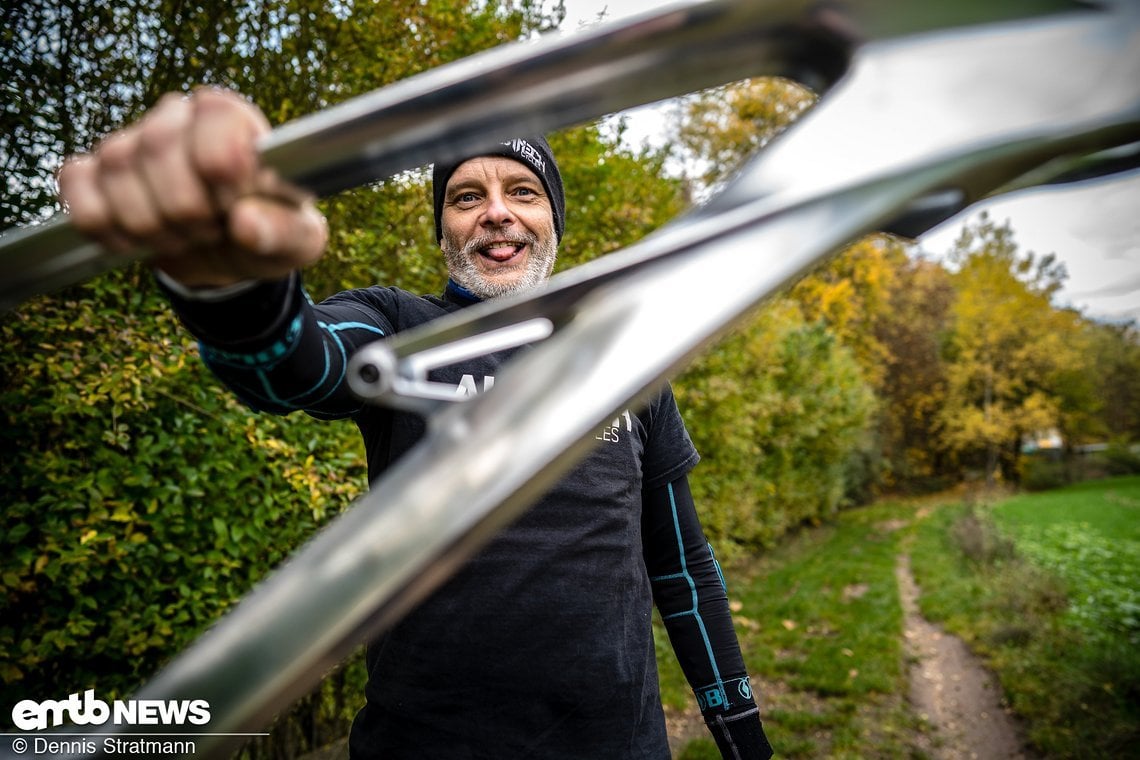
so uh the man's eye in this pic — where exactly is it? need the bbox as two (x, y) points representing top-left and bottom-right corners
(513, 187), (535, 196)
(457, 192), (480, 203)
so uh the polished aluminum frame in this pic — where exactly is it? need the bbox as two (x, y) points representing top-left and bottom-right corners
(2, 0), (1138, 756)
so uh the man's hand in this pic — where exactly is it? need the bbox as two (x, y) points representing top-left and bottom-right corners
(57, 87), (327, 288)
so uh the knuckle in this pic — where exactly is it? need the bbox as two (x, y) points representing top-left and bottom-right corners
(57, 155), (92, 195)
(138, 116), (175, 157)
(190, 90), (264, 182)
(194, 146), (236, 181)
(115, 209), (159, 238)
(138, 93), (192, 155)
(193, 132), (251, 185)
(67, 201), (107, 234)
(164, 191), (214, 226)
(95, 130), (138, 170)
(58, 160), (107, 232)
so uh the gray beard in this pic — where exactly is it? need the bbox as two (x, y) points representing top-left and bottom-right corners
(441, 228), (557, 299)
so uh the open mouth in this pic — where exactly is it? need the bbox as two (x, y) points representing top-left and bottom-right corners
(479, 241), (526, 263)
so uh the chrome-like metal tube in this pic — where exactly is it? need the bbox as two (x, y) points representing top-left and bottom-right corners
(0, 0), (1081, 312)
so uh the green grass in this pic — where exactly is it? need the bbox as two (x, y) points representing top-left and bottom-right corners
(658, 501), (931, 758)
(909, 476), (1140, 758)
(656, 477), (1140, 758)
(995, 475), (1140, 542)
(994, 475), (1140, 647)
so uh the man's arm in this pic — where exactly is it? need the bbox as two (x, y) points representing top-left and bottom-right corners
(643, 475), (774, 760)
(156, 272), (389, 418)
(57, 88), (381, 416)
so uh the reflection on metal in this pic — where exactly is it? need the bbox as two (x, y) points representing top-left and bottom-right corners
(3, 0), (1139, 757)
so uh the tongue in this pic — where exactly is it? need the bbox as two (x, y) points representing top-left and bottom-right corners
(484, 244), (519, 262)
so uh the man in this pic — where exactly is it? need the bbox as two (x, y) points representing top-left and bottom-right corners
(59, 88), (774, 759)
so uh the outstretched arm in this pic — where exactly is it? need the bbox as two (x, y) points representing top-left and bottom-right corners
(643, 475), (774, 760)
(58, 88), (387, 418)
(157, 274), (389, 418)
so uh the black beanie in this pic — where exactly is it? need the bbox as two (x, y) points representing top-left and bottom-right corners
(432, 136), (565, 243)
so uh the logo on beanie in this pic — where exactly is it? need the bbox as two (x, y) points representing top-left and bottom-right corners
(504, 138), (546, 175)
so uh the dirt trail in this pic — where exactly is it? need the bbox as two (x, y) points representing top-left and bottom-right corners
(896, 553), (1036, 760)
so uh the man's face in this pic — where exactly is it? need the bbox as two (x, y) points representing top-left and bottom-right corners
(440, 156), (557, 299)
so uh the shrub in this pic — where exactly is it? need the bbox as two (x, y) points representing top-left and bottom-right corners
(676, 300), (877, 552)
(0, 270), (367, 727)
(951, 508), (1015, 565)
(1101, 440), (1140, 476)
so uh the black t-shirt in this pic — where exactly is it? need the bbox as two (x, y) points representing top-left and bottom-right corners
(338, 286), (696, 758)
(352, 387), (696, 758)
(175, 279), (698, 758)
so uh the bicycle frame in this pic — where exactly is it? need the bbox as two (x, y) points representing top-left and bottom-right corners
(2, 0), (1138, 756)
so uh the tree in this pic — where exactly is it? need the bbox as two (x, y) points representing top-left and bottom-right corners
(937, 213), (1084, 484)
(874, 256), (956, 489)
(673, 76), (816, 192)
(3, 1), (144, 224)
(1, 0), (561, 226)
(788, 234), (909, 391)
(676, 299), (877, 551)
(1083, 320), (1140, 442)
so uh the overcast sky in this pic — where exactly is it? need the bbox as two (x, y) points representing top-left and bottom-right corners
(555, 0), (1140, 323)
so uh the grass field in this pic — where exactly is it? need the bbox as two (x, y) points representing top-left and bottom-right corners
(993, 476), (1140, 647)
(658, 500), (926, 758)
(909, 476), (1140, 757)
(658, 476), (1140, 758)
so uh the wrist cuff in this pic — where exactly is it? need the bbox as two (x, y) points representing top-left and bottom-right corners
(707, 707), (774, 760)
(153, 269), (261, 301)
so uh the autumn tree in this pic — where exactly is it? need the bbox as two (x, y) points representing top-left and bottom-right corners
(937, 213), (1084, 484)
(788, 234), (909, 391)
(656, 75), (891, 514)
(673, 76), (816, 192)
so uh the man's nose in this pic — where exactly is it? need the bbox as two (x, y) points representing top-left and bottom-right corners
(480, 191), (514, 228)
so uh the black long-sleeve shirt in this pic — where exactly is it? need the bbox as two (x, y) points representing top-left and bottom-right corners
(163, 274), (771, 758)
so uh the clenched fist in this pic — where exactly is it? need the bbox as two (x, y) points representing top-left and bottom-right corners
(58, 87), (327, 288)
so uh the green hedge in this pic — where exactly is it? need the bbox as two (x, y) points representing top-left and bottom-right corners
(1, 270), (366, 715)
